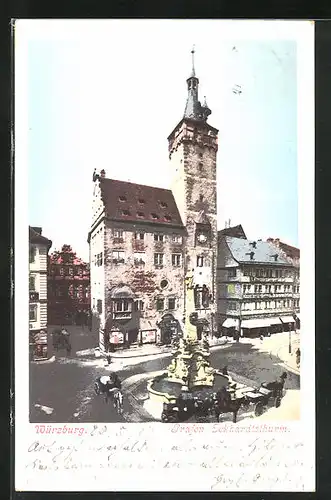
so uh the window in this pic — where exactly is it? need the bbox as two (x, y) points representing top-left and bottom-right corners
(112, 251), (125, 263)
(228, 301), (237, 312)
(95, 253), (103, 266)
(160, 279), (169, 289)
(243, 267), (254, 276)
(134, 232), (144, 240)
(266, 285), (272, 293)
(138, 198), (145, 205)
(198, 162), (203, 171)
(151, 213), (159, 220)
(168, 298), (176, 310)
(154, 253), (164, 266)
(172, 235), (182, 244)
(69, 267), (74, 276)
(29, 304), (37, 322)
(60, 267), (64, 276)
(254, 285), (262, 293)
(114, 229), (123, 238)
(29, 246), (36, 263)
(73, 285), (80, 298)
(134, 252), (145, 264)
(197, 256), (204, 267)
(84, 286), (89, 298)
(266, 269), (272, 278)
(137, 211), (145, 218)
(115, 299), (130, 312)
(172, 254), (182, 267)
(97, 299), (103, 314)
(134, 300), (144, 312)
(199, 152), (203, 158)
(156, 298), (165, 311)
(195, 285), (210, 309)
(164, 215), (172, 222)
(119, 195), (127, 202)
(228, 268), (236, 278)
(160, 201), (168, 208)
(29, 274), (36, 291)
(122, 209), (131, 216)
(243, 284), (251, 293)
(199, 194), (204, 202)
(154, 234), (164, 242)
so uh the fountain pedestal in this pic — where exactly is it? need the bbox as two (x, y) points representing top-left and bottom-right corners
(147, 270), (229, 415)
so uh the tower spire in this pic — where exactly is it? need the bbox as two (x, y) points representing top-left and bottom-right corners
(191, 44), (196, 77)
(183, 46), (212, 122)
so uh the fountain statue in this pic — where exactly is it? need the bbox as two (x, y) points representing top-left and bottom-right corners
(146, 269), (231, 416)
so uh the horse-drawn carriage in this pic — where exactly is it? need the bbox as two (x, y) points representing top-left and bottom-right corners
(161, 372), (287, 423)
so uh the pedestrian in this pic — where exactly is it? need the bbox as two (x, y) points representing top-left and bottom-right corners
(296, 348), (301, 367)
(260, 334), (264, 343)
(222, 365), (228, 376)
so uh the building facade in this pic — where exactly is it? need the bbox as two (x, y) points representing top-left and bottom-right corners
(217, 227), (299, 337)
(88, 51), (218, 351)
(29, 226), (52, 358)
(48, 245), (90, 325)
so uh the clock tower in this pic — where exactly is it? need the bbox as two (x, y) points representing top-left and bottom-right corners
(168, 48), (219, 336)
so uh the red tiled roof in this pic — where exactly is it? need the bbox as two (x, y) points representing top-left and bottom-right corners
(267, 238), (300, 260)
(99, 178), (184, 227)
(278, 241), (300, 259)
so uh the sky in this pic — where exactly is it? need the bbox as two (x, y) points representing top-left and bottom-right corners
(26, 20), (300, 261)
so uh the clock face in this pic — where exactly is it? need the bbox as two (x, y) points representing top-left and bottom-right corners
(198, 234), (207, 243)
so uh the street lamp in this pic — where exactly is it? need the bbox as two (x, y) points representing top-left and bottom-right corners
(289, 322), (292, 354)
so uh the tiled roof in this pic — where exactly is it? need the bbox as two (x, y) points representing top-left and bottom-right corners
(29, 226), (52, 248)
(225, 236), (291, 266)
(99, 178), (184, 227)
(218, 225), (247, 239)
(278, 241), (300, 260)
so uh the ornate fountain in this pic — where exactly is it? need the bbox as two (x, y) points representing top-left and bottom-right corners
(146, 269), (230, 414)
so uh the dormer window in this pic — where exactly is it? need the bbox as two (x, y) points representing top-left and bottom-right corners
(151, 213), (159, 220)
(160, 201), (168, 209)
(137, 211), (144, 218)
(138, 198), (145, 205)
(119, 196), (127, 202)
(164, 215), (172, 222)
(122, 210), (130, 216)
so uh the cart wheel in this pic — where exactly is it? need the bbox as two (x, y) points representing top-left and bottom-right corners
(254, 402), (264, 417)
(275, 396), (281, 408)
(94, 382), (100, 395)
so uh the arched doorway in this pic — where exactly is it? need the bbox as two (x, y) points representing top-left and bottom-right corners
(158, 313), (179, 345)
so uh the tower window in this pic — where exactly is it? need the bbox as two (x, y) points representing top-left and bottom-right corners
(119, 196), (127, 202)
(199, 194), (204, 202)
(160, 201), (168, 208)
(198, 163), (203, 171)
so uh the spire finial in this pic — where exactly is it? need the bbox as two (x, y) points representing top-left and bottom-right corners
(191, 44), (196, 77)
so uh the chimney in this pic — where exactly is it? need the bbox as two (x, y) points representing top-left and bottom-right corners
(249, 241), (257, 249)
(267, 238), (273, 243)
(32, 226), (42, 235)
(100, 169), (106, 178)
(250, 251), (255, 260)
(271, 254), (278, 261)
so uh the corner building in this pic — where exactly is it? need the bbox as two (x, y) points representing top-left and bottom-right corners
(88, 52), (218, 352)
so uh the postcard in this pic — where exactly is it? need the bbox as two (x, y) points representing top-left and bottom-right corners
(14, 19), (315, 492)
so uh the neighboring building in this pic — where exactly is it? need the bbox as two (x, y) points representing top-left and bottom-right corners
(217, 228), (299, 337)
(267, 237), (300, 328)
(29, 226), (52, 359)
(88, 50), (218, 352)
(48, 245), (90, 325)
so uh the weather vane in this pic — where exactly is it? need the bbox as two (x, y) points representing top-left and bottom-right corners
(191, 44), (196, 76)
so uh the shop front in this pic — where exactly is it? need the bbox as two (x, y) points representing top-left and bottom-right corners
(157, 313), (180, 345)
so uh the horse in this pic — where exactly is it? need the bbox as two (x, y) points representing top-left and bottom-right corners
(212, 394), (243, 423)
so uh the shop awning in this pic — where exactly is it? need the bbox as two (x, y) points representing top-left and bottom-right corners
(269, 317), (282, 325)
(241, 318), (272, 328)
(222, 318), (238, 328)
(280, 316), (295, 324)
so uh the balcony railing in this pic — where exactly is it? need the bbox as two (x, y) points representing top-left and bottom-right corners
(113, 311), (132, 320)
(113, 238), (124, 244)
(112, 258), (125, 265)
(134, 259), (145, 266)
(242, 292), (294, 299)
